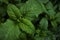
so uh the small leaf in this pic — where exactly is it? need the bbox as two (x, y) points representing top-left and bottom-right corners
(36, 29), (41, 34)
(51, 21), (57, 28)
(39, 18), (48, 30)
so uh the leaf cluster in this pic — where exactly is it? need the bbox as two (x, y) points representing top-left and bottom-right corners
(0, 0), (60, 40)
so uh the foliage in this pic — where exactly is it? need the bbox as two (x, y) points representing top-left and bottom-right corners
(0, 0), (60, 40)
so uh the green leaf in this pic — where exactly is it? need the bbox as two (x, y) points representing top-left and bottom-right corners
(55, 12), (60, 23)
(35, 0), (48, 13)
(40, 3), (48, 13)
(20, 0), (43, 21)
(19, 18), (35, 34)
(39, 18), (48, 30)
(36, 29), (41, 34)
(0, 19), (20, 40)
(46, 2), (54, 9)
(8, 4), (22, 18)
(46, 2), (56, 19)
(7, 5), (17, 20)
(51, 21), (57, 28)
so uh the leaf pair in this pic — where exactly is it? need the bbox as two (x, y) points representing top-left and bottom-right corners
(7, 4), (35, 35)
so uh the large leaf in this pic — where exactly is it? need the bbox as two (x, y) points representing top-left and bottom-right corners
(20, 0), (43, 21)
(39, 18), (48, 30)
(0, 19), (20, 40)
(19, 18), (35, 34)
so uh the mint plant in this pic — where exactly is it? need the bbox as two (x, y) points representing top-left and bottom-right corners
(0, 0), (60, 40)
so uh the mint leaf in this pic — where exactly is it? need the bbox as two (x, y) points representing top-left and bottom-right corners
(7, 5), (17, 20)
(0, 19), (20, 40)
(19, 18), (35, 34)
(7, 4), (22, 19)
(20, 0), (43, 21)
(39, 18), (48, 30)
